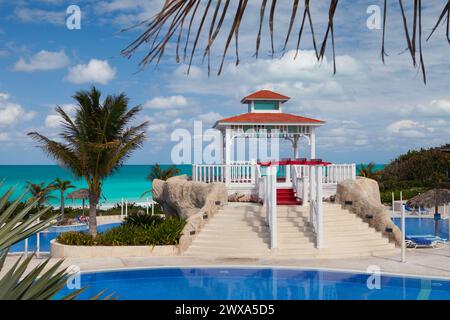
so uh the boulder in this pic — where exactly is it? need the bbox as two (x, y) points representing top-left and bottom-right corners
(228, 192), (258, 203)
(336, 177), (402, 245)
(152, 175), (228, 219)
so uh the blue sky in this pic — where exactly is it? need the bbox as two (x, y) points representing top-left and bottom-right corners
(0, 0), (449, 165)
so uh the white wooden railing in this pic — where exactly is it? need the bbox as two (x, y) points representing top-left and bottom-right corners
(193, 163), (355, 187)
(308, 166), (324, 248)
(192, 163), (255, 185)
(322, 164), (356, 184)
(261, 165), (277, 249)
(289, 164), (355, 185)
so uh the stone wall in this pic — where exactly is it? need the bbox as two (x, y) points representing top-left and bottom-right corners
(335, 177), (402, 246)
(51, 240), (179, 258)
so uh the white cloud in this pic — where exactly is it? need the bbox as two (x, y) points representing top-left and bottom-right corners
(387, 120), (419, 134)
(0, 94), (35, 126)
(386, 120), (426, 138)
(45, 104), (77, 129)
(0, 132), (10, 141)
(170, 50), (363, 104)
(147, 123), (167, 133)
(14, 7), (66, 25)
(65, 59), (117, 84)
(14, 50), (69, 72)
(197, 112), (223, 125)
(411, 99), (450, 116)
(144, 95), (188, 109)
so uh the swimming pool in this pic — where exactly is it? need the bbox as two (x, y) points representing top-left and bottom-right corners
(9, 222), (121, 253)
(392, 217), (449, 239)
(56, 267), (450, 300)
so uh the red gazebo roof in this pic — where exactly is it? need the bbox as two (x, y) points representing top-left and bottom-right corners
(214, 113), (324, 127)
(241, 90), (290, 103)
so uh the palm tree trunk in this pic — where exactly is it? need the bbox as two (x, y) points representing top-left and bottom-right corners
(88, 193), (99, 237)
(60, 190), (65, 220)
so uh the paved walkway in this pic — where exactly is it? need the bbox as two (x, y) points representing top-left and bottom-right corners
(4, 245), (450, 280)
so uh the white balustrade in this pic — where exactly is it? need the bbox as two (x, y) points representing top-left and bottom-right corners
(262, 165), (277, 249)
(309, 165), (324, 248)
(193, 163), (355, 188)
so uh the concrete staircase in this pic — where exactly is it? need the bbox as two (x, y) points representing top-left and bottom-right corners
(183, 203), (398, 259)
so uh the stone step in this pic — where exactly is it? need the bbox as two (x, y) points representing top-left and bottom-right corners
(275, 243), (396, 254)
(185, 247), (399, 259)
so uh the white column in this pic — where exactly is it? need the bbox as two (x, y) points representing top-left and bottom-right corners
(310, 128), (316, 159)
(448, 202), (450, 257)
(269, 166), (277, 249)
(316, 166), (324, 249)
(225, 127), (232, 185)
(401, 191), (406, 263)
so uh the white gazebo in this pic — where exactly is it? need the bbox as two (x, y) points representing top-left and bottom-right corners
(213, 90), (324, 163)
(193, 90), (355, 197)
(191, 90), (357, 249)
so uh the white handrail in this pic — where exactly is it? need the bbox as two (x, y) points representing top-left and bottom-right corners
(308, 165), (324, 248)
(263, 165), (277, 249)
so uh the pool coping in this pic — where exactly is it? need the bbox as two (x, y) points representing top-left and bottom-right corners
(74, 264), (450, 282)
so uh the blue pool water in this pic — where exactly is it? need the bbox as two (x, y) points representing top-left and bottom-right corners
(9, 222), (121, 253)
(56, 267), (450, 300)
(392, 217), (449, 239)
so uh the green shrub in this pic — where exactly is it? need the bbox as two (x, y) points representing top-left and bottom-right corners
(124, 214), (164, 228)
(57, 232), (94, 246)
(148, 217), (187, 246)
(57, 217), (187, 246)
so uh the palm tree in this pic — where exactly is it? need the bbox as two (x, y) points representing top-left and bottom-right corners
(357, 162), (381, 180)
(26, 182), (56, 207)
(141, 164), (180, 197)
(53, 178), (76, 220)
(147, 164), (180, 181)
(122, 1), (450, 83)
(28, 87), (148, 236)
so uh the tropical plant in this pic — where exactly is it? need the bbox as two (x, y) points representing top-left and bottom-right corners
(147, 164), (180, 181)
(28, 86), (148, 236)
(0, 184), (84, 300)
(122, 1), (450, 83)
(124, 213), (164, 228)
(26, 181), (56, 207)
(57, 218), (187, 246)
(0, 185), (114, 300)
(52, 178), (76, 220)
(357, 162), (381, 180)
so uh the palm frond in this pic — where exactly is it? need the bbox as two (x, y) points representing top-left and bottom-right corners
(121, 0), (449, 83)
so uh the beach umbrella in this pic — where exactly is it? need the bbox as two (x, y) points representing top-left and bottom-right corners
(407, 189), (450, 237)
(67, 189), (89, 213)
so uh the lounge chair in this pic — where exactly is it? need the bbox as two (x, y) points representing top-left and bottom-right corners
(405, 235), (447, 248)
(77, 215), (89, 224)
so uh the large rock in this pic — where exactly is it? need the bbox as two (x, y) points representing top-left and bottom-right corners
(336, 177), (402, 245)
(152, 175), (228, 219)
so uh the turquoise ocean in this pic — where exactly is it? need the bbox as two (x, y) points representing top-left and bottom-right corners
(0, 164), (384, 207)
(0, 165), (192, 207)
